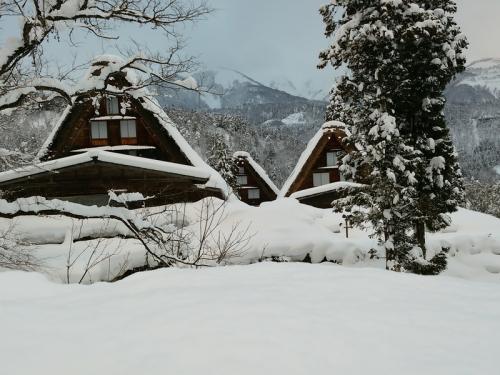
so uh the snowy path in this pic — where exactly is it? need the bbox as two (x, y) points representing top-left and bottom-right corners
(1, 263), (499, 375)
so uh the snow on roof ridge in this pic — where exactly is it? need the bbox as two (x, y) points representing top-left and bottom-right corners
(234, 151), (279, 195)
(233, 151), (250, 158)
(0, 150), (211, 184)
(322, 120), (346, 130)
(279, 122), (348, 197)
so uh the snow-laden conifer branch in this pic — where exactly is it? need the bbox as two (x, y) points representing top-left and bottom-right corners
(319, 0), (467, 273)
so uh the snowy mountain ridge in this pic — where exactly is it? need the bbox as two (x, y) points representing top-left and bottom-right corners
(445, 57), (500, 182)
(455, 58), (500, 98)
(195, 68), (329, 109)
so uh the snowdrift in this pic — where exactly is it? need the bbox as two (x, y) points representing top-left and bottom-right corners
(1, 198), (499, 283)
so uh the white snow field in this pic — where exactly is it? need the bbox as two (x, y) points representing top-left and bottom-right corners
(1, 263), (499, 375)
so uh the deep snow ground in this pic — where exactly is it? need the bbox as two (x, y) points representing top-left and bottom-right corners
(1, 263), (499, 375)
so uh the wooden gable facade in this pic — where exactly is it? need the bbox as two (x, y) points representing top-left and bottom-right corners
(233, 152), (278, 206)
(280, 122), (356, 208)
(42, 96), (191, 164)
(0, 62), (225, 207)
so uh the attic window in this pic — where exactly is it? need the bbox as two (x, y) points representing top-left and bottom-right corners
(90, 121), (108, 143)
(106, 97), (120, 115)
(238, 166), (245, 175)
(313, 172), (330, 187)
(237, 175), (248, 185)
(248, 188), (260, 200)
(120, 120), (137, 145)
(326, 151), (339, 167)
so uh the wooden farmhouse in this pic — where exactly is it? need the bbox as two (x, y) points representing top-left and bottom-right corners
(279, 121), (361, 209)
(233, 151), (278, 205)
(0, 57), (227, 207)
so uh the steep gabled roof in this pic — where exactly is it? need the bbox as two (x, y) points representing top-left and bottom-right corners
(36, 55), (229, 196)
(233, 151), (279, 195)
(279, 121), (350, 198)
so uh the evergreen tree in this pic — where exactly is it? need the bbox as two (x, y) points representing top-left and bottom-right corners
(319, 0), (467, 273)
(207, 136), (239, 193)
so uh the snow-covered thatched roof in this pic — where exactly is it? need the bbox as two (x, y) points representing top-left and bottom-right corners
(279, 121), (349, 197)
(290, 181), (364, 200)
(0, 150), (211, 184)
(35, 55), (229, 196)
(233, 151), (279, 195)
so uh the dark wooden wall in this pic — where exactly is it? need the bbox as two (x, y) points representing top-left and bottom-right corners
(43, 97), (191, 166)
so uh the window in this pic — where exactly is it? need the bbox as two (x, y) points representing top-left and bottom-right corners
(238, 166), (245, 175)
(106, 97), (120, 115)
(120, 120), (137, 138)
(326, 151), (338, 167)
(237, 175), (248, 185)
(91, 121), (108, 139)
(313, 172), (330, 187)
(248, 188), (260, 200)
(120, 119), (137, 145)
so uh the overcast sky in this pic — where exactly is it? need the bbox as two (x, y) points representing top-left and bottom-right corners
(2, 0), (498, 89)
(182, 0), (500, 87)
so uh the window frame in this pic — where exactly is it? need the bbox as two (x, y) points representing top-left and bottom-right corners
(90, 121), (108, 140)
(313, 172), (330, 187)
(326, 151), (338, 167)
(120, 119), (137, 145)
(106, 96), (120, 115)
(236, 175), (248, 186)
(248, 188), (261, 200)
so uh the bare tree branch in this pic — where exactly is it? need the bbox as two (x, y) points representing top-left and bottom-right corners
(0, 0), (212, 111)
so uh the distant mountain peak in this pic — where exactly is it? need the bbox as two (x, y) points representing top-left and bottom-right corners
(455, 57), (500, 98)
(467, 58), (500, 70)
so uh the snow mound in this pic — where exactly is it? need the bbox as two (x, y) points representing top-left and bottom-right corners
(1, 198), (499, 284)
